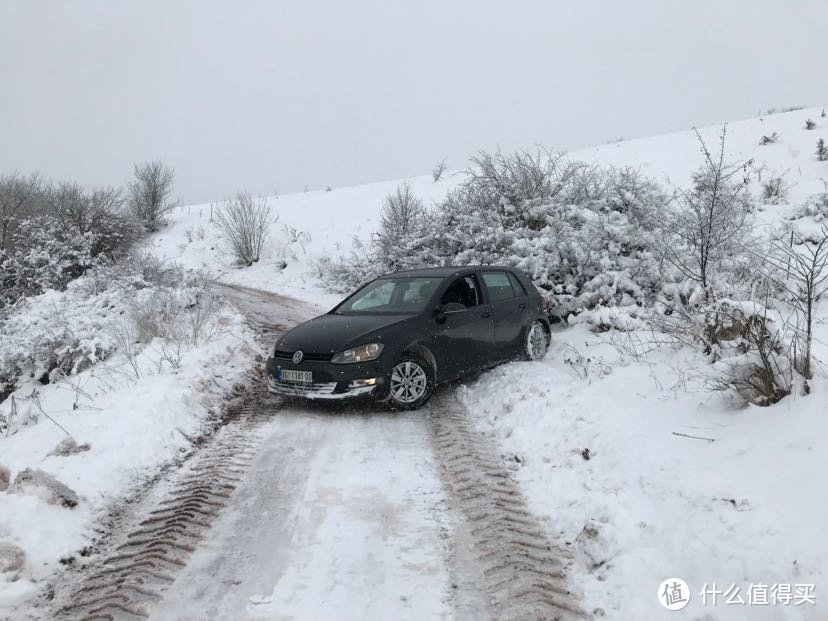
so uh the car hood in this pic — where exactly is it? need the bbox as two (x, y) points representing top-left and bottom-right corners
(276, 313), (415, 355)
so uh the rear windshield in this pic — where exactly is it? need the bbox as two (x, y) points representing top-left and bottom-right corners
(333, 277), (442, 314)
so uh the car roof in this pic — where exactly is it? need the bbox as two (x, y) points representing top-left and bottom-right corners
(378, 265), (519, 279)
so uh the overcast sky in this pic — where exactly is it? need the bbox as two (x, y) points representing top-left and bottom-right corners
(1, 1), (826, 204)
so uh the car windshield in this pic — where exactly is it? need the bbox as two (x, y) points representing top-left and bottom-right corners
(334, 277), (442, 314)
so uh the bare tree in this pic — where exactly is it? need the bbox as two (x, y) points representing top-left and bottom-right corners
(376, 182), (425, 270)
(45, 182), (138, 257)
(128, 160), (176, 231)
(759, 228), (828, 386)
(432, 158), (447, 182)
(658, 126), (754, 297)
(0, 172), (41, 251)
(213, 191), (272, 266)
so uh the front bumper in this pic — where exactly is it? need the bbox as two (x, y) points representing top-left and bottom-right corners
(265, 356), (386, 401)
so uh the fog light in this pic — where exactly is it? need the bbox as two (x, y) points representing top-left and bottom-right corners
(349, 378), (377, 387)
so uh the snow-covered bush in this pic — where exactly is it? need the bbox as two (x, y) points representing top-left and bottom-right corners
(316, 237), (383, 292)
(128, 160), (176, 232)
(0, 257), (223, 397)
(44, 182), (142, 258)
(375, 182), (429, 273)
(0, 180), (143, 309)
(0, 277), (126, 391)
(317, 149), (667, 319)
(708, 300), (793, 406)
(759, 132), (779, 145)
(656, 126), (755, 297)
(0, 172), (41, 252)
(0, 218), (97, 308)
(789, 193), (828, 223)
(761, 171), (790, 204)
(128, 274), (222, 348)
(817, 139), (828, 162)
(213, 191), (272, 266)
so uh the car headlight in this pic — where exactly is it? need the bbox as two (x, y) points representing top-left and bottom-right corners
(331, 343), (384, 364)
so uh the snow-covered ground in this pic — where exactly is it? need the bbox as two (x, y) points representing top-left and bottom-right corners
(0, 288), (259, 613)
(2, 105), (827, 619)
(461, 322), (827, 620)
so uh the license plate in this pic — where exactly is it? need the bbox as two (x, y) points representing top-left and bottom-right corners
(280, 369), (312, 383)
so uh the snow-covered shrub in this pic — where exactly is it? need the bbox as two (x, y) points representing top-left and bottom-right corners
(817, 139), (828, 162)
(761, 171), (789, 204)
(759, 132), (779, 145)
(656, 126), (755, 296)
(790, 193), (828, 223)
(128, 273), (222, 348)
(0, 256), (223, 396)
(708, 301), (793, 406)
(213, 191), (272, 266)
(315, 237), (383, 292)
(805, 119), (816, 130)
(0, 172), (41, 252)
(375, 182), (428, 272)
(0, 181), (143, 309)
(568, 305), (647, 333)
(0, 277), (127, 392)
(0, 218), (97, 308)
(128, 160), (176, 232)
(317, 149), (667, 318)
(44, 182), (141, 258)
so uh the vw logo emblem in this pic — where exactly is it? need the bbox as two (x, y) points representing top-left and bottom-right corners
(292, 350), (304, 364)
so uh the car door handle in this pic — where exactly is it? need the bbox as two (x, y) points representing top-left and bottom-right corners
(481, 310), (491, 318)
(518, 302), (527, 309)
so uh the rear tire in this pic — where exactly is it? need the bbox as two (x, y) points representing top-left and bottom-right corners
(524, 320), (549, 361)
(387, 353), (435, 410)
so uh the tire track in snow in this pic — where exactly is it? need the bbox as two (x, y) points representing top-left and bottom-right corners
(52, 382), (280, 621)
(428, 392), (586, 621)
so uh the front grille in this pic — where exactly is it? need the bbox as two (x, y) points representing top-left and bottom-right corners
(268, 378), (338, 396)
(272, 350), (333, 362)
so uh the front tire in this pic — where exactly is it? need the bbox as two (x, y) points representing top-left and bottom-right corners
(387, 354), (434, 410)
(524, 320), (549, 361)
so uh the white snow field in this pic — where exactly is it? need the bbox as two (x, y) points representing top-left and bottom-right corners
(1, 106), (827, 620)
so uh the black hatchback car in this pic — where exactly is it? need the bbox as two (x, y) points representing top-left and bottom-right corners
(266, 266), (550, 409)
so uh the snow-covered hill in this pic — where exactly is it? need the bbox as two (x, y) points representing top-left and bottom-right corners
(155, 106), (828, 301)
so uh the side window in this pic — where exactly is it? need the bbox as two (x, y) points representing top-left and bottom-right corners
(481, 271), (515, 303)
(440, 276), (481, 307)
(507, 272), (527, 296)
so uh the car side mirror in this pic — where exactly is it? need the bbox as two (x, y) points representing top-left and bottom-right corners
(442, 302), (467, 314)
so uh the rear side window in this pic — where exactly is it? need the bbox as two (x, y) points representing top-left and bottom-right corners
(507, 272), (527, 296)
(481, 271), (516, 302)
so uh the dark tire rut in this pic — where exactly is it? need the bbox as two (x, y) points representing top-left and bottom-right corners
(428, 392), (586, 621)
(51, 385), (280, 621)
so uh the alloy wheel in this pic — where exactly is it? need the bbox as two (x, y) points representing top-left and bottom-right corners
(390, 360), (428, 404)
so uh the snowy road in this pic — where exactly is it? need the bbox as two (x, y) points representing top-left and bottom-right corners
(49, 285), (581, 621)
(150, 408), (453, 621)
